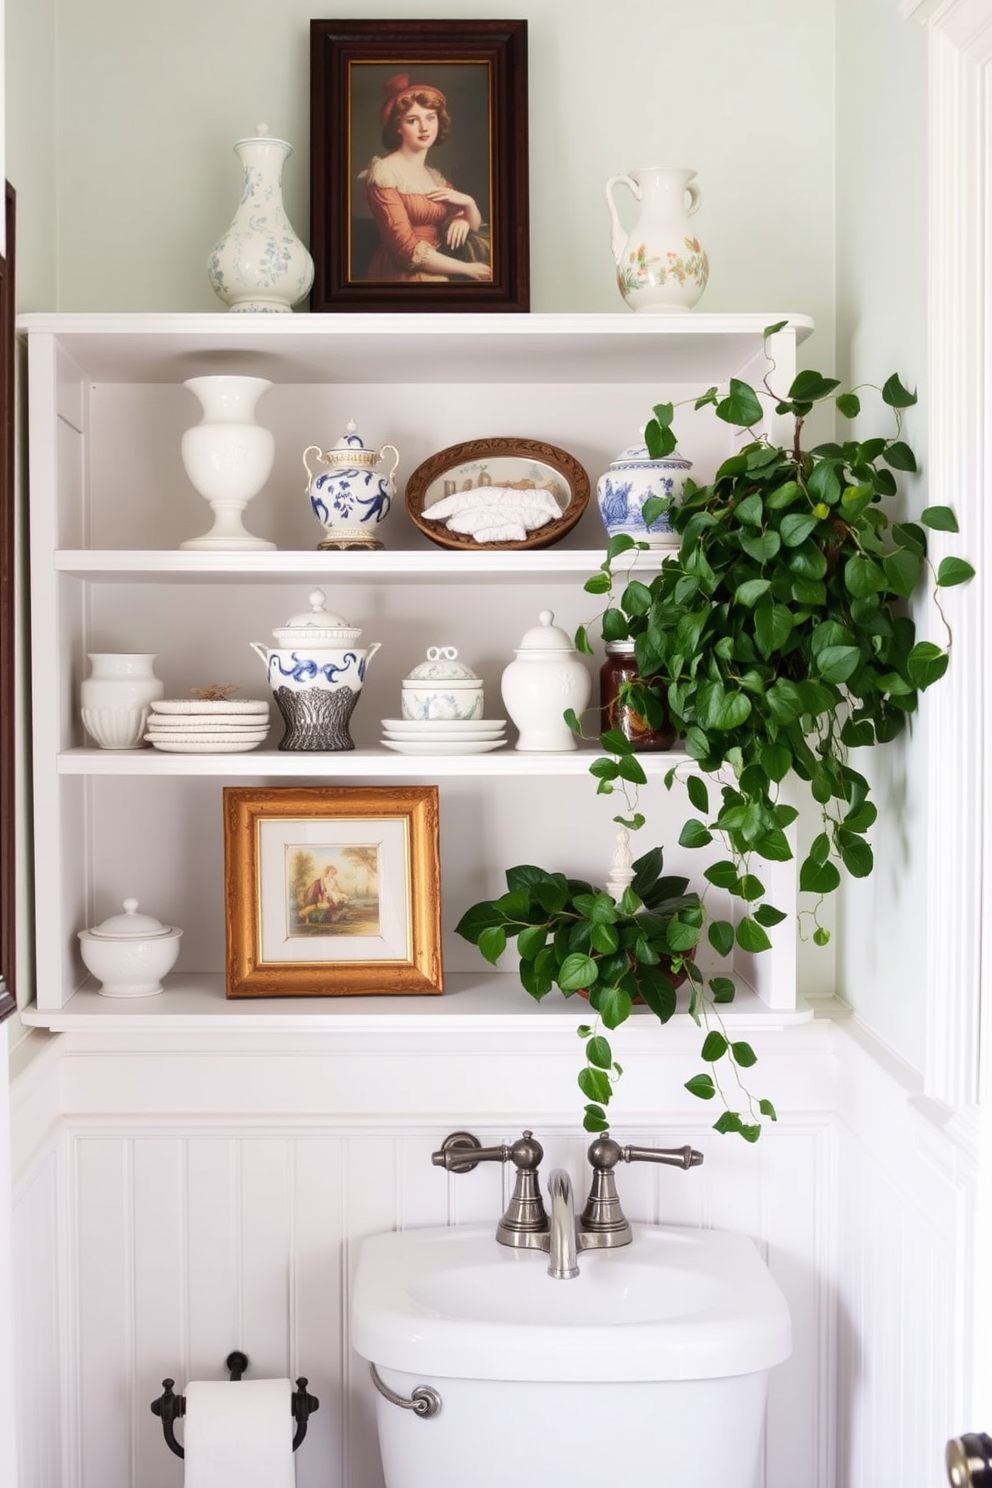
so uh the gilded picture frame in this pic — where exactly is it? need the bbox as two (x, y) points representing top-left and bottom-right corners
(309, 19), (530, 312)
(223, 785), (443, 998)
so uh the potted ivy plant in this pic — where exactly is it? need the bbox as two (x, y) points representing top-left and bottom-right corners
(459, 324), (974, 1139)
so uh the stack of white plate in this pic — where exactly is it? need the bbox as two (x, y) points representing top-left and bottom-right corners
(144, 699), (271, 754)
(380, 718), (508, 755)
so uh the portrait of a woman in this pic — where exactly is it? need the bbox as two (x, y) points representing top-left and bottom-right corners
(356, 72), (493, 284)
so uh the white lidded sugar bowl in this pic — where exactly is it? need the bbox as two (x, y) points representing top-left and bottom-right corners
(250, 589), (381, 751)
(78, 898), (182, 998)
(596, 443), (691, 547)
(500, 610), (592, 752)
(302, 420), (400, 550)
(401, 648), (484, 721)
(80, 652), (164, 750)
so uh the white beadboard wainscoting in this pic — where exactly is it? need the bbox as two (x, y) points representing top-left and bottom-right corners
(8, 1013), (974, 1488)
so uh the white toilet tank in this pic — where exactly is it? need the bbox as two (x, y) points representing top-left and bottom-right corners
(352, 1222), (792, 1488)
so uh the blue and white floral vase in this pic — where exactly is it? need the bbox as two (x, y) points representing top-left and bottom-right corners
(596, 442), (691, 547)
(302, 421), (400, 550)
(208, 123), (314, 313)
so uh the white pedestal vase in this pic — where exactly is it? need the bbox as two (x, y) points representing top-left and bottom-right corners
(179, 376), (276, 552)
(207, 123), (314, 313)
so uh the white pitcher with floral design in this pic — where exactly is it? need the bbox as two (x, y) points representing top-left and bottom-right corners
(605, 166), (709, 312)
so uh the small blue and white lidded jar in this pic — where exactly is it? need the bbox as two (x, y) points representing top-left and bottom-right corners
(302, 420), (400, 551)
(401, 648), (484, 721)
(596, 442), (692, 547)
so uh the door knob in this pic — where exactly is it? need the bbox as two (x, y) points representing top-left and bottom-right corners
(947, 1432), (992, 1486)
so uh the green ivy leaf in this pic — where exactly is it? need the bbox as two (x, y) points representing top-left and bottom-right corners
(582, 1104), (611, 1133)
(477, 925), (508, 963)
(882, 440), (917, 472)
(685, 1073), (716, 1100)
(736, 577), (772, 606)
(558, 952), (598, 992)
(578, 1066), (613, 1103)
(736, 916), (772, 953)
(799, 856), (841, 894)
(920, 505), (959, 533)
(835, 392), (861, 418)
(937, 556), (976, 588)
(716, 378), (764, 427)
(730, 1040), (758, 1068)
(881, 373), (917, 408)
(701, 1031), (729, 1062)
(685, 774), (709, 813)
(679, 818), (714, 849)
(789, 370), (841, 402)
(708, 919), (735, 956)
(709, 977), (737, 1003)
(907, 641), (949, 689)
(597, 984), (633, 1030)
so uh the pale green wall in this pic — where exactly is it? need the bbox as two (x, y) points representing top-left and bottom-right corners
(834, 0), (930, 1069)
(8, 0), (837, 328)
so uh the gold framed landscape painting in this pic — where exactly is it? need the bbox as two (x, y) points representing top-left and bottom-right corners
(223, 785), (443, 998)
(309, 18), (530, 311)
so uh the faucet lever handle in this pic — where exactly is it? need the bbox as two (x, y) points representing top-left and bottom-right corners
(623, 1143), (704, 1169)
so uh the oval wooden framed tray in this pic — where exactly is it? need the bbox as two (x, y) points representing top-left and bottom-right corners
(405, 437), (590, 551)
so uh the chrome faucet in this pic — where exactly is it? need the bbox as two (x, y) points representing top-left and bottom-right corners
(431, 1129), (704, 1277)
(546, 1168), (579, 1280)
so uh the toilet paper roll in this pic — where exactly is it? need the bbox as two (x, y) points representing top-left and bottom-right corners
(183, 1377), (295, 1488)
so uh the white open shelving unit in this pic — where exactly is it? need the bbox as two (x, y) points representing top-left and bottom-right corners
(18, 310), (815, 1030)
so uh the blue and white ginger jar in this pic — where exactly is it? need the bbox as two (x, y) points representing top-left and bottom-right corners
(596, 443), (691, 547)
(303, 421), (400, 551)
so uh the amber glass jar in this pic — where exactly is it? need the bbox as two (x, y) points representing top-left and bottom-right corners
(599, 641), (676, 751)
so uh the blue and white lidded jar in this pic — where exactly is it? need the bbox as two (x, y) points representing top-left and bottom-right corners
(401, 648), (484, 721)
(596, 444), (692, 547)
(250, 590), (381, 751)
(303, 421), (400, 551)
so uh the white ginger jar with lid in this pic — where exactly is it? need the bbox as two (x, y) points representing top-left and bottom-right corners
(500, 610), (591, 752)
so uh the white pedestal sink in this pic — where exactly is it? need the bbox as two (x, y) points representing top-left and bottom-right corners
(352, 1222), (792, 1488)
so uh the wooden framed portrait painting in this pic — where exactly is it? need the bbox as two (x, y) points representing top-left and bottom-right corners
(310, 19), (529, 312)
(223, 785), (443, 998)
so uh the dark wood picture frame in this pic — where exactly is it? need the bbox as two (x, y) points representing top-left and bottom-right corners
(0, 183), (16, 1022)
(310, 19), (529, 313)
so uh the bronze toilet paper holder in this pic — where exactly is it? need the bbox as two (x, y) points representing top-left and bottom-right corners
(150, 1350), (319, 1460)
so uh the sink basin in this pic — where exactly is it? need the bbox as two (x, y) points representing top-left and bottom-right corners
(352, 1221), (791, 1382)
(353, 1221), (792, 1488)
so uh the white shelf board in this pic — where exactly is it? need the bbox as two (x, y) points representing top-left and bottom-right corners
(53, 547), (668, 583)
(56, 744), (669, 777)
(21, 973), (814, 1033)
(18, 310), (814, 386)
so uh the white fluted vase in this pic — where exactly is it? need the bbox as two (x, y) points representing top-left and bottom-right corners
(207, 124), (314, 313)
(179, 376), (276, 551)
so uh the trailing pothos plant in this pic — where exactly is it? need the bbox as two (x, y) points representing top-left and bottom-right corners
(558, 322), (974, 1134)
(458, 324), (974, 1140)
